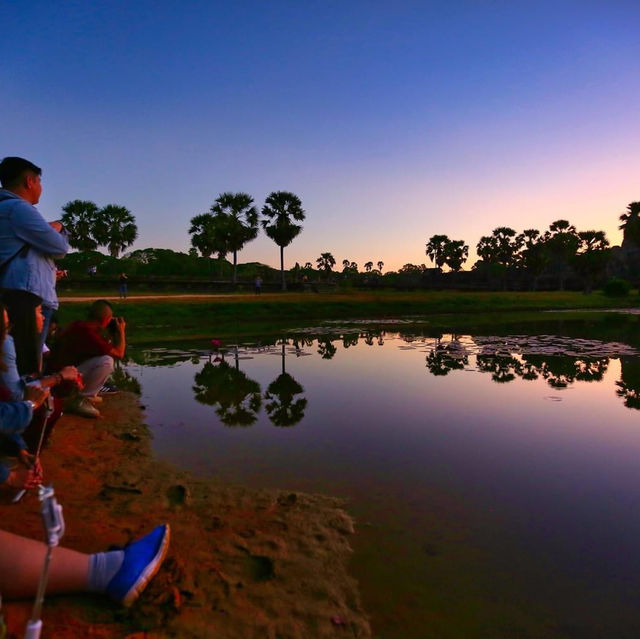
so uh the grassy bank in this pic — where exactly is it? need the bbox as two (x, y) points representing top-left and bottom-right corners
(55, 290), (640, 342)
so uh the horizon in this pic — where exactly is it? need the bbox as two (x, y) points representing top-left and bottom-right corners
(3, 1), (639, 271)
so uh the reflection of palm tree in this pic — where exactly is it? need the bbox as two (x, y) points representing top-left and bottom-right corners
(476, 353), (522, 383)
(616, 356), (640, 410)
(342, 333), (359, 348)
(426, 349), (467, 376)
(317, 337), (337, 360)
(193, 361), (262, 426)
(264, 373), (307, 427)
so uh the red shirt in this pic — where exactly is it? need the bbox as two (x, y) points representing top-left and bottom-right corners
(51, 321), (113, 368)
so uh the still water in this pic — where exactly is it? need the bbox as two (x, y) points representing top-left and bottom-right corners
(124, 325), (640, 638)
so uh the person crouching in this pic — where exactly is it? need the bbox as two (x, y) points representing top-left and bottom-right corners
(49, 300), (126, 418)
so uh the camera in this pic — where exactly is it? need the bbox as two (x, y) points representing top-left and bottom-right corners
(108, 317), (122, 332)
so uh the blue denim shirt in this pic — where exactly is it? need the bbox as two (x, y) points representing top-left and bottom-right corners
(0, 400), (32, 483)
(0, 189), (69, 309)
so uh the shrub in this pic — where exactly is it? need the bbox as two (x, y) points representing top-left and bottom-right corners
(602, 278), (631, 297)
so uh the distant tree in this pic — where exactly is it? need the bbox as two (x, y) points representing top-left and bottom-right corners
(443, 239), (468, 272)
(188, 247), (198, 258)
(544, 220), (580, 290)
(476, 227), (522, 268)
(517, 229), (549, 290)
(210, 192), (259, 285)
(94, 204), (138, 258)
(425, 234), (449, 269)
(316, 252), (336, 275)
(261, 191), (306, 291)
(61, 200), (100, 251)
(575, 230), (610, 293)
(364, 261), (373, 272)
(342, 259), (350, 271)
(350, 261), (358, 272)
(619, 201), (640, 247)
(304, 262), (313, 270)
(377, 260), (384, 272)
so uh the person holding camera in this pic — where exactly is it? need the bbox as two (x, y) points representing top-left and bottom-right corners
(0, 157), (70, 376)
(48, 300), (126, 418)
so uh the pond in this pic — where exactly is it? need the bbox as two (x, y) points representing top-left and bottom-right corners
(123, 322), (640, 638)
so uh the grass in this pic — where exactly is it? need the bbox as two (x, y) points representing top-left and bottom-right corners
(54, 289), (640, 343)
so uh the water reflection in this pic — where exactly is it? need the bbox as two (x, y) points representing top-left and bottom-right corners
(264, 342), (307, 427)
(616, 356), (640, 409)
(193, 360), (262, 427)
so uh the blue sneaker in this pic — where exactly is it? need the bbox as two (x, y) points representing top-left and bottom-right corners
(106, 524), (170, 606)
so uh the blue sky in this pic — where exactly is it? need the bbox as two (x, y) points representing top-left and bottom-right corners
(2, 1), (639, 270)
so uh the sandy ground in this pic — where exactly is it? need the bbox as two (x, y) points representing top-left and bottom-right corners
(1, 394), (371, 638)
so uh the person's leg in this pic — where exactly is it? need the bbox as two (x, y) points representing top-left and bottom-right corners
(39, 305), (55, 352)
(0, 529), (89, 598)
(0, 525), (169, 605)
(76, 355), (114, 397)
(2, 290), (41, 376)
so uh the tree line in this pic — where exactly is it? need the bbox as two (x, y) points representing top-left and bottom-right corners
(188, 191), (305, 290)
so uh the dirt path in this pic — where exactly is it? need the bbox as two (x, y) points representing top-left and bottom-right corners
(1, 394), (371, 638)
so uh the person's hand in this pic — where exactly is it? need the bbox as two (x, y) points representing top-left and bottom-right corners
(59, 366), (79, 382)
(6, 465), (42, 489)
(56, 269), (68, 280)
(24, 385), (50, 409)
(18, 449), (35, 468)
(116, 317), (126, 332)
(49, 221), (63, 232)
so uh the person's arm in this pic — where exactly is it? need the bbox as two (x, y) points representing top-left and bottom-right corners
(108, 318), (126, 360)
(11, 200), (70, 258)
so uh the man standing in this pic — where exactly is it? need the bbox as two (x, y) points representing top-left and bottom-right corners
(0, 157), (69, 375)
(50, 299), (126, 418)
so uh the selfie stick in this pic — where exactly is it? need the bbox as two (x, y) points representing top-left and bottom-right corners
(12, 397), (53, 504)
(24, 484), (65, 639)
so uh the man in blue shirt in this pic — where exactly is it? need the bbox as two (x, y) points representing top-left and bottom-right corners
(0, 157), (69, 375)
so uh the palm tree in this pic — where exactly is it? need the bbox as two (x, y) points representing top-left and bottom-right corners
(425, 235), (449, 269)
(316, 252), (336, 276)
(364, 261), (373, 272)
(94, 204), (138, 258)
(377, 260), (384, 273)
(544, 220), (580, 290)
(210, 192), (259, 285)
(261, 191), (306, 291)
(575, 230), (610, 293)
(619, 202), (640, 247)
(189, 213), (230, 276)
(61, 200), (100, 251)
(443, 240), (468, 272)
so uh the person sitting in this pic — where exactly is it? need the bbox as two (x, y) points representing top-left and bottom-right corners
(49, 299), (126, 418)
(0, 524), (170, 607)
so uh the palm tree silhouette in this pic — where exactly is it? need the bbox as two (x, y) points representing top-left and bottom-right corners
(61, 200), (100, 251)
(210, 192), (259, 285)
(261, 191), (306, 291)
(95, 204), (138, 258)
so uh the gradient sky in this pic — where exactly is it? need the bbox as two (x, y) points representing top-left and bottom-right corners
(3, 1), (639, 271)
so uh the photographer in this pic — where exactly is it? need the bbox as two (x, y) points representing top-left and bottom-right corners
(48, 300), (126, 418)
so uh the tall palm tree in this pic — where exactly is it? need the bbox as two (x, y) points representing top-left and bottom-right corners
(377, 260), (384, 273)
(364, 261), (373, 272)
(210, 192), (259, 285)
(619, 202), (640, 248)
(316, 252), (335, 275)
(61, 200), (100, 251)
(261, 191), (306, 291)
(425, 235), (449, 269)
(94, 204), (138, 258)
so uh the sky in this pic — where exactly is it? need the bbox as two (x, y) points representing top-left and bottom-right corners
(2, 1), (639, 271)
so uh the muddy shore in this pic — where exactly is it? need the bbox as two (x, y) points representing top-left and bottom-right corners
(1, 393), (371, 638)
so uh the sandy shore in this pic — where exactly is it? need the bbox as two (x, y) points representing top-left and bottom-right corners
(1, 393), (371, 638)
